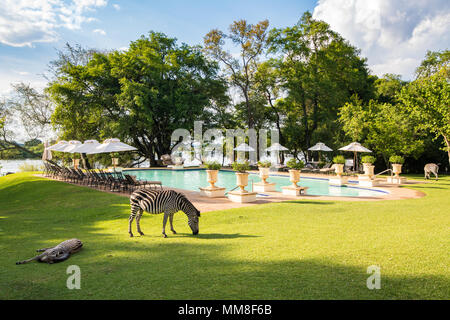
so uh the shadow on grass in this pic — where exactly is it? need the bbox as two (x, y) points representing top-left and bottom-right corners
(281, 200), (335, 205)
(4, 237), (449, 300)
(177, 233), (260, 239)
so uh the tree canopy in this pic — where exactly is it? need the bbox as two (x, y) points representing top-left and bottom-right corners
(47, 32), (227, 165)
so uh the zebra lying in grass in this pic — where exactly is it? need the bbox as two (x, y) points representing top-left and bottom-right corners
(129, 189), (200, 238)
(16, 239), (83, 265)
(424, 163), (439, 180)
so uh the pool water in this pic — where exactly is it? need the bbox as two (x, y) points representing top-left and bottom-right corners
(123, 169), (388, 197)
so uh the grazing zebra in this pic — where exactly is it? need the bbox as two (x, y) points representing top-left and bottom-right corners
(129, 189), (200, 238)
(424, 163), (439, 180)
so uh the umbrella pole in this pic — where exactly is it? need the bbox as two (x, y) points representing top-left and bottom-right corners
(354, 151), (357, 172)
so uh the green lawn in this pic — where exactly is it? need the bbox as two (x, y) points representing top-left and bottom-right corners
(0, 172), (448, 299)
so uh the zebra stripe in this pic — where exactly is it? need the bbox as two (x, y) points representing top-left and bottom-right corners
(129, 189), (200, 237)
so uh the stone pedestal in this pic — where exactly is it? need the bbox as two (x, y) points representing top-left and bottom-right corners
(329, 176), (348, 186)
(199, 187), (226, 198)
(358, 175), (380, 187)
(282, 185), (308, 196)
(253, 182), (276, 192)
(386, 176), (407, 184)
(228, 190), (257, 203)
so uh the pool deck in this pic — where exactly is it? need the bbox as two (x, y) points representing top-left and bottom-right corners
(37, 169), (426, 213)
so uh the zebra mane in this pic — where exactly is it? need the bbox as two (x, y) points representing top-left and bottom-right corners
(178, 193), (200, 217)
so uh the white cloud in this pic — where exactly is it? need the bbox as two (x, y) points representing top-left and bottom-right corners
(113, 4), (120, 11)
(93, 28), (106, 35)
(0, 0), (108, 47)
(312, 0), (450, 80)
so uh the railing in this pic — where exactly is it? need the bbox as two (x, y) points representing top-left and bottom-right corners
(374, 168), (393, 178)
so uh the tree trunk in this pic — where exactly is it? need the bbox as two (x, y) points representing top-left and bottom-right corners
(81, 153), (91, 169)
(443, 133), (450, 167)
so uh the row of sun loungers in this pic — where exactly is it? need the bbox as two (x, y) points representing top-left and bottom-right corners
(43, 162), (162, 193)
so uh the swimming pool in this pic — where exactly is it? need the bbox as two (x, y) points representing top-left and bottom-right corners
(123, 169), (388, 198)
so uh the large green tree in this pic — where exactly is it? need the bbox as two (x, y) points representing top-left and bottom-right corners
(48, 32), (227, 166)
(339, 96), (425, 166)
(398, 50), (450, 166)
(268, 12), (374, 158)
(204, 19), (270, 129)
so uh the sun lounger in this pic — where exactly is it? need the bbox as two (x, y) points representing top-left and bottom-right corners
(319, 163), (335, 174)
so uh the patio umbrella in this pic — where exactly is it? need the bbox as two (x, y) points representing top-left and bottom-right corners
(234, 143), (255, 163)
(46, 140), (68, 152)
(60, 140), (82, 153)
(72, 140), (101, 154)
(42, 141), (52, 161)
(339, 142), (372, 171)
(234, 143), (255, 152)
(308, 142), (333, 162)
(265, 143), (288, 165)
(87, 138), (137, 154)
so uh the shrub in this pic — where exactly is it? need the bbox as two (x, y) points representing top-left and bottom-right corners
(318, 161), (326, 168)
(204, 161), (221, 170)
(333, 155), (345, 164)
(110, 152), (120, 158)
(232, 161), (250, 173)
(389, 155), (405, 164)
(72, 153), (80, 159)
(257, 160), (272, 168)
(286, 158), (305, 170)
(18, 163), (43, 172)
(361, 155), (376, 164)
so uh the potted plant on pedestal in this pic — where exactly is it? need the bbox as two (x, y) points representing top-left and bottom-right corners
(231, 161), (251, 193)
(332, 155), (345, 177)
(329, 155), (347, 186)
(199, 161), (225, 197)
(388, 155), (406, 184)
(254, 160), (275, 192)
(286, 159), (304, 187)
(281, 159), (307, 196)
(228, 161), (256, 203)
(361, 155), (376, 178)
(204, 161), (221, 188)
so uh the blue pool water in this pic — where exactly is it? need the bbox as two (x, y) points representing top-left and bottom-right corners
(123, 169), (388, 197)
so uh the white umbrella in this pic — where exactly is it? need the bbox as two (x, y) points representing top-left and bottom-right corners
(87, 138), (137, 154)
(339, 142), (372, 170)
(234, 143), (255, 152)
(73, 140), (101, 154)
(308, 142), (333, 162)
(265, 143), (288, 152)
(42, 141), (52, 161)
(265, 143), (288, 165)
(47, 140), (68, 152)
(308, 142), (333, 152)
(60, 140), (82, 153)
(234, 143), (255, 163)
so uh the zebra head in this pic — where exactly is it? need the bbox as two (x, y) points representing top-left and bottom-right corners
(180, 195), (200, 235)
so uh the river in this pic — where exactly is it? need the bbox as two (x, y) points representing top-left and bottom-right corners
(0, 159), (44, 175)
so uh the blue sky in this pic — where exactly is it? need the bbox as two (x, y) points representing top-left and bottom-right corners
(0, 0), (316, 94)
(0, 0), (449, 95)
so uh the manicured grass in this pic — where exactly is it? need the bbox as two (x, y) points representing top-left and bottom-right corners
(0, 172), (448, 299)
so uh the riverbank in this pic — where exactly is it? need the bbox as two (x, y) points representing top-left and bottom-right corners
(0, 159), (43, 175)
